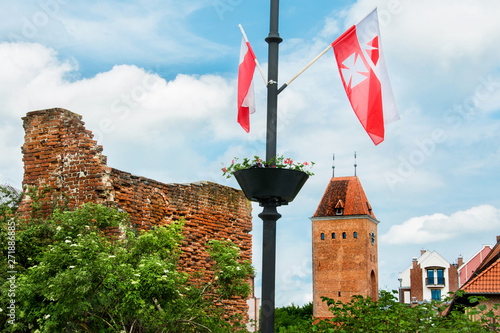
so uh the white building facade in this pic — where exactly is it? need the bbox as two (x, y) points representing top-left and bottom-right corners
(398, 250), (459, 304)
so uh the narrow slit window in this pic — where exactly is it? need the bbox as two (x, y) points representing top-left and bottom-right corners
(332, 232), (336, 239)
(321, 233), (325, 240)
(354, 232), (357, 239)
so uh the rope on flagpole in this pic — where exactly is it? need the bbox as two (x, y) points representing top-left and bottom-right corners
(239, 24), (268, 86)
(278, 44), (332, 94)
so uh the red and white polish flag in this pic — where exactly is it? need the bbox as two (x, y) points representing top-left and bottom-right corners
(237, 30), (257, 133)
(332, 8), (399, 145)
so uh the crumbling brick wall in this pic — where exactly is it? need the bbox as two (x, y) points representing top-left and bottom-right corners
(17, 108), (253, 322)
(18, 108), (114, 217)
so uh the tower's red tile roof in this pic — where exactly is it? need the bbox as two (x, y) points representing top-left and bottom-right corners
(313, 176), (376, 219)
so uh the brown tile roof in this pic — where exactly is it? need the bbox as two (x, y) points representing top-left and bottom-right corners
(313, 176), (376, 219)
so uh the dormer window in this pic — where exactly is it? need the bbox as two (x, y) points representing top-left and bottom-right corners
(335, 199), (344, 216)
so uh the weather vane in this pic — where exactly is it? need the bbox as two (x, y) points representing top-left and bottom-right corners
(354, 151), (357, 176)
(332, 153), (335, 178)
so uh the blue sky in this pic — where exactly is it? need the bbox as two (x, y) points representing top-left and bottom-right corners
(1, 0), (500, 307)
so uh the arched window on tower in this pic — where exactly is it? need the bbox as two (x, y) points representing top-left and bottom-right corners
(354, 232), (358, 239)
(332, 232), (336, 239)
(342, 232), (347, 239)
(321, 233), (325, 240)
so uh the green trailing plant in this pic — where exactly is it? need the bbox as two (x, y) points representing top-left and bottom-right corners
(0, 185), (23, 217)
(222, 155), (315, 179)
(25, 185), (51, 219)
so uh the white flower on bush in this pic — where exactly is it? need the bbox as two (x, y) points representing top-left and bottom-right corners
(134, 274), (140, 277)
(69, 266), (75, 269)
(108, 255), (115, 258)
(65, 239), (71, 243)
(44, 314), (50, 319)
(70, 244), (77, 247)
(56, 226), (61, 231)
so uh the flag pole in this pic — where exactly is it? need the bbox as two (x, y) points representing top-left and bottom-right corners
(278, 43), (332, 94)
(239, 24), (268, 86)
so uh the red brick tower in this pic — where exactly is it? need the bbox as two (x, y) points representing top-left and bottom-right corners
(311, 176), (379, 318)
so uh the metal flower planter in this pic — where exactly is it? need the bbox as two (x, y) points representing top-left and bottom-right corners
(234, 168), (309, 204)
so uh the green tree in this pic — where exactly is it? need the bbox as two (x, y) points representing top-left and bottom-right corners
(0, 201), (253, 332)
(274, 302), (313, 332)
(274, 290), (500, 332)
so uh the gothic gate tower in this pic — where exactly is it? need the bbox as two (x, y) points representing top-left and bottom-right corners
(311, 176), (379, 318)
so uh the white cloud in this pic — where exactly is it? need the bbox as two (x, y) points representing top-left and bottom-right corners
(381, 205), (500, 245)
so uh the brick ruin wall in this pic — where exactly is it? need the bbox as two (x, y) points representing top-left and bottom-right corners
(17, 108), (253, 321)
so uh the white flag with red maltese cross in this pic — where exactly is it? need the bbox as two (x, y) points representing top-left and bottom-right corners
(332, 8), (399, 145)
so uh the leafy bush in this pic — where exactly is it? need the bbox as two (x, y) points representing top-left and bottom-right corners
(0, 194), (253, 332)
(274, 302), (313, 332)
(274, 290), (500, 332)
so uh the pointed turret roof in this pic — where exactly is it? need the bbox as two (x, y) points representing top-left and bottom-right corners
(313, 176), (376, 219)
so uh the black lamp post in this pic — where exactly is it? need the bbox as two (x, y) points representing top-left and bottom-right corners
(234, 1), (307, 332)
(261, 0), (281, 332)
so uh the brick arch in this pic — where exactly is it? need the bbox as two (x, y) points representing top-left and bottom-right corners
(149, 192), (168, 225)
